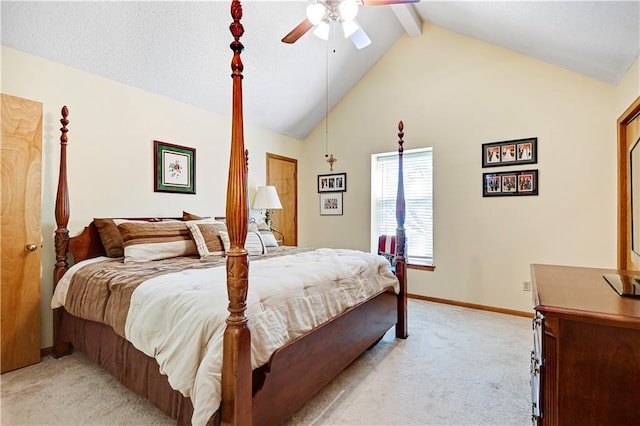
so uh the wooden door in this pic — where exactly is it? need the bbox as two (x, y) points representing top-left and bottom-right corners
(1, 94), (42, 373)
(618, 97), (640, 270)
(266, 154), (297, 246)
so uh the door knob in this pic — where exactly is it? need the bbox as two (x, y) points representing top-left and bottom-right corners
(25, 243), (38, 252)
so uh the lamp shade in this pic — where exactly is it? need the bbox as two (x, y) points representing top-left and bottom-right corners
(252, 186), (282, 210)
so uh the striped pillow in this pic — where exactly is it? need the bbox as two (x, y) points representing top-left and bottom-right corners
(254, 221), (278, 247)
(260, 230), (279, 247)
(186, 222), (227, 258)
(219, 230), (266, 256)
(245, 231), (266, 255)
(378, 234), (397, 265)
(118, 221), (197, 263)
(94, 218), (150, 258)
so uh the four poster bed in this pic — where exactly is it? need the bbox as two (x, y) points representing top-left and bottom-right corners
(51, 2), (409, 425)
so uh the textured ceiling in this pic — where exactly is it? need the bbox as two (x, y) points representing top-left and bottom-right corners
(2, 1), (639, 140)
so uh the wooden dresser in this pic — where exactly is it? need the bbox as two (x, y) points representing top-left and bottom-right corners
(530, 264), (640, 426)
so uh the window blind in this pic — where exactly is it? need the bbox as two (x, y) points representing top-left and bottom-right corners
(374, 148), (433, 265)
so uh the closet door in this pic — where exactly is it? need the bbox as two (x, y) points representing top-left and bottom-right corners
(1, 94), (42, 373)
(266, 153), (298, 246)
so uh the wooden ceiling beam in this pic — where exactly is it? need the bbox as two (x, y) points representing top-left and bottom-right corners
(391, 4), (422, 37)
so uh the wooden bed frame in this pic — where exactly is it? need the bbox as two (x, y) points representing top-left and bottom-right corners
(52, 2), (408, 425)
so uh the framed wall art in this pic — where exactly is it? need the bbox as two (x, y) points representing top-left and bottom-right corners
(482, 137), (537, 168)
(154, 140), (196, 194)
(483, 169), (538, 197)
(318, 172), (347, 193)
(320, 192), (343, 215)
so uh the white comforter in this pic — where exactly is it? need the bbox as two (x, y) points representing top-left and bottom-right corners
(52, 248), (399, 425)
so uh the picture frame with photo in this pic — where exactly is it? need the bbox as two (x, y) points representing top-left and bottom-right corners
(318, 172), (347, 193)
(154, 140), (196, 194)
(319, 192), (343, 215)
(483, 169), (538, 197)
(482, 137), (537, 167)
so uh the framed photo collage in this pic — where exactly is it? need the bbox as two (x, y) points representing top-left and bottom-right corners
(481, 137), (538, 197)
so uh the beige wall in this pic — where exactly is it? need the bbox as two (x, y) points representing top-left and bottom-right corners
(615, 56), (640, 116)
(300, 25), (625, 313)
(1, 47), (303, 349)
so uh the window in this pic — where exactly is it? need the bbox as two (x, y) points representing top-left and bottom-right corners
(372, 148), (433, 266)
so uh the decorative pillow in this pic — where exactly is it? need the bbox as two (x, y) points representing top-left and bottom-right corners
(118, 221), (198, 263)
(186, 222), (227, 258)
(93, 218), (150, 258)
(260, 230), (279, 247)
(252, 221), (278, 247)
(380, 252), (396, 266)
(255, 221), (271, 231)
(245, 231), (266, 255)
(219, 230), (266, 256)
(94, 218), (124, 258)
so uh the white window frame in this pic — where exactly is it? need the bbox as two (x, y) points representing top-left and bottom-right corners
(371, 147), (433, 266)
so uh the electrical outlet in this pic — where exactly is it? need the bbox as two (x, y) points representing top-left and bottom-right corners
(522, 281), (531, 291)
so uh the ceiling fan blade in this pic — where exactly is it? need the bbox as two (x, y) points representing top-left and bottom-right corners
(361, 0), (420, 5)
(350, 26), (372, 49)
(282, 18), (314, 44)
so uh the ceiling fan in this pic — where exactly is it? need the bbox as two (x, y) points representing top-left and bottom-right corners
(282, 0), (420, 49)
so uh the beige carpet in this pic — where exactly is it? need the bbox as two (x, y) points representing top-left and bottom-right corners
(1, 299), (533, 425)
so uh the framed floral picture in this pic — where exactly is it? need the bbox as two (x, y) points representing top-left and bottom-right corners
(154, 140), (196, 194)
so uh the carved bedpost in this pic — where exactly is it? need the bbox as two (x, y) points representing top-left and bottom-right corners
(53, 106), (73, 357)
(395, 121), (408, 339)
(54, 106), (70, 284)
(221, 1), (252, 425)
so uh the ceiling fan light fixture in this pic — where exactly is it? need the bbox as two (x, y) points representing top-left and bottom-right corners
(350, 26), (372, 49)
(314, 21), (331, 40)
(306, 3), (326, 25)
(339, 0), (359, 22)
(342, 19), (360, 38)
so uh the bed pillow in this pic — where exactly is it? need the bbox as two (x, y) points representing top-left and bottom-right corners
(253, 221), (279, 247)
(219, 230), (266, 256)
(245, 231), (266, 255)
(186, 221), (227, 258)
(260, 230), (279, 247)
(118, 221), (198, 263)
(93, 218), (151, 258)
(255, 221), (270, 231)
(94, 218), (124, 257)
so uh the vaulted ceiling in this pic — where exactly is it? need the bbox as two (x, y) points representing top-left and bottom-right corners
(2, 1), (639, 140)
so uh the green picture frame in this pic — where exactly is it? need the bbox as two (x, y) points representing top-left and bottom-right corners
(154, 140), (196, 194)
